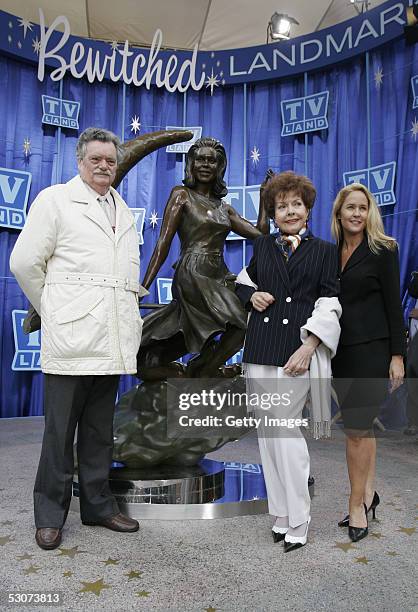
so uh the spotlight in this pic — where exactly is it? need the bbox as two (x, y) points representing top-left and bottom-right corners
(267, 13), (299, 43)
(405, 4), (418, 45)
(349, 0), (370, 13)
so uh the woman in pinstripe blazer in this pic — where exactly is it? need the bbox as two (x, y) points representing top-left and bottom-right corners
(236, 171), (339, 553)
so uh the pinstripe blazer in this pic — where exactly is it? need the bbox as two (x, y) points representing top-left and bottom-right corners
(236, 233), (339, 366)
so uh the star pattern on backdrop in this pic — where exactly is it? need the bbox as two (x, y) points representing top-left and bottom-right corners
(79, 578), (111, 596)
(57, 545), (86, 559)
(149, 210), (161, 228)
(130, 115), (141, 134)
(205, 69), (220, 96)
(32, 36), (41, 55)
(333, 541), (357, 552)
(23, 138), (31, 159)
(374, 66), (384, 88)
(411, 117), (418, 141)
(250, 146), (261, 165)
(18, 17), (33, 38)
(110, 41), (119, 51)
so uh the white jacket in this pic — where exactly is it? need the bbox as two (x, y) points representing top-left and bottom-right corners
(10, 175), (146, 375)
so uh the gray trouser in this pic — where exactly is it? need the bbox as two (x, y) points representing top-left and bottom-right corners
(34, 374), (120, 528)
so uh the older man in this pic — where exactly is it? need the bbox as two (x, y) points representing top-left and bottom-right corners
(10, 127), (144, 549)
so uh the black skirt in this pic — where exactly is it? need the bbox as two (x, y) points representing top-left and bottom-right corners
(332, 338), (391, 430)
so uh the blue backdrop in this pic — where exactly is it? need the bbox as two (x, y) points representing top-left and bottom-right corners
(1, 36), (417, 417)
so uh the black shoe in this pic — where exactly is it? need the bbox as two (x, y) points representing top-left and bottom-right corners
(283, 517), (310, 553)
(368, 491), (380, 520)
(348, 503), (368, 542)
(272, 529), (286, 543)
(338, 491), (380, 527)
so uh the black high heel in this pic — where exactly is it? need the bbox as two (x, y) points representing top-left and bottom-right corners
(348, 503), (368, 542)
(338, 491), (380, 527)
(368, 491), (380, 520)
(272, 530), (286, 543)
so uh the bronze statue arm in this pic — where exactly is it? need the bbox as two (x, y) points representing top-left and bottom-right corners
(142, 187), (187, 289)
(113, 130), (193, 189)
(227, 205), (263, 239)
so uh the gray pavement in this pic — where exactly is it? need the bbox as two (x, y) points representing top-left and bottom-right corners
(0, 417), (416, 612)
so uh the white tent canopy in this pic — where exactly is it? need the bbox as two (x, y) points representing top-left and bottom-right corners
(1, 0), (387, 51)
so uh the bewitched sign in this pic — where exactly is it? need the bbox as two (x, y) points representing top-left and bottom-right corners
(0, 2), (412, 93)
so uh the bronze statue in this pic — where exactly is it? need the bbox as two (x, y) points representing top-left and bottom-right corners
(137, 137), (270, 380)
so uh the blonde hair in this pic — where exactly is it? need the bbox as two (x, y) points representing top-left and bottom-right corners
(331, 183), (397, 254)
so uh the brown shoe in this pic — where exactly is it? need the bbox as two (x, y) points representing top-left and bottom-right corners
(82, 513), (139, 533)
(35, 528), (62, 550)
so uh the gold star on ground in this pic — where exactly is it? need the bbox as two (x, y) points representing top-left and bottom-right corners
(63, 571), (73, 577)
(136, 591), (150, 597)
(386, 501), (396, 506)
(126, 570), (142, 580)
(79, 578), (111, 596)
(397, 527), (416, 536)
(0, 535), (14, 546)
(205, 608), (217, 612)
(387, 551), (398, 556)
(23, 564), (41, 575)
(57, 546), (85, 559)
(334, 541), (357, 552)
(17, 553), (33, 561)
(355, 556), (370, 565)
(102, 558), (120, 566)
(370, 532), (384, 539)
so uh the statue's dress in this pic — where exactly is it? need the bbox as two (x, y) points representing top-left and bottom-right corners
(138, 188), (247, 359)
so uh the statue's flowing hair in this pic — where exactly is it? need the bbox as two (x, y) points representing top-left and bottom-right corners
(331, 183), (397, 254)
(183, 137), (228, 198)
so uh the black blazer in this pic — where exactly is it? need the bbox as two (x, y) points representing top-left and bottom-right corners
(337, 237), (406, 355)
(236, 233), (339, 366)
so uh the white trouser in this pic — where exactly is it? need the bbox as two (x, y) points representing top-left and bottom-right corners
(245, 363), (311, 528)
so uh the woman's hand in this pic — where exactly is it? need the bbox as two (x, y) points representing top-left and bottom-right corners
(389, 355), (404, 393)
(250, 291), (275, 312)
(283, 344), (315, 376)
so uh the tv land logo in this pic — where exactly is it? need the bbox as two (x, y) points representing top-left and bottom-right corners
(281, 91), (329, 136)
(131, 208), (146, 245)
(157, 278), (173, 304)
(224, 185), (260, 240)
(343, 162), (396, 206)
(165, 127), (202, 153)
(0, 168), (32, 230)
(225, 462), (262, 474)
(41, 95), (80, 130)
(12, 310), (41, 371)
(412, 75), (418, 110)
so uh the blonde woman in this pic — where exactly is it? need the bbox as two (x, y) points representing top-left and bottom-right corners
(331, 183), (406, 542)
